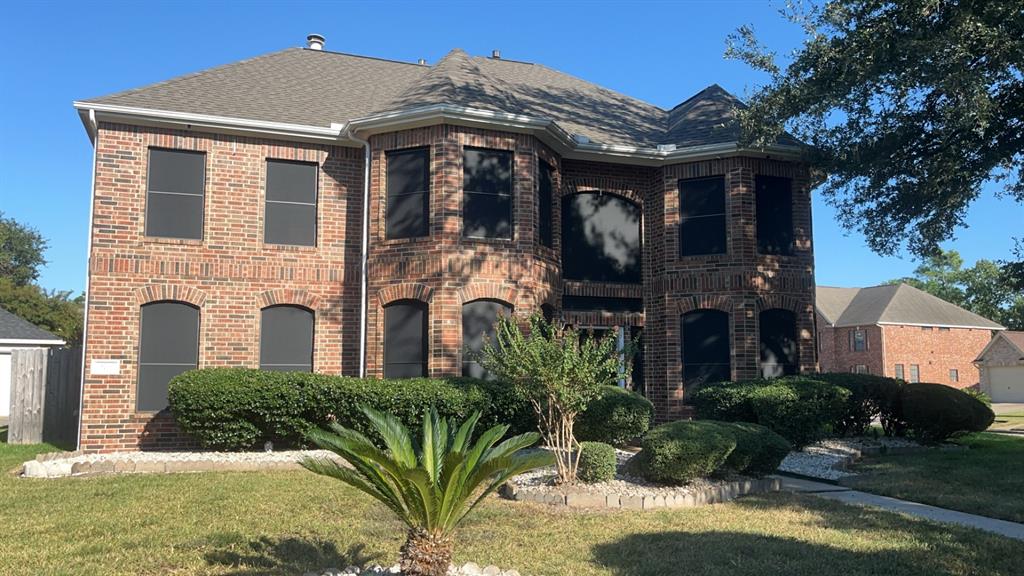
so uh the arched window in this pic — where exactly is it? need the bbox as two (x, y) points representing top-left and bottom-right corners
(260, 305), (314, 372)
(137, 301), (199, 411)
(384, 300), (428, 378)
(461, 299), (513, 378)
(561, 193), (641, 283)
(681, 309), (730, 388)
(760, 308), (798, 377)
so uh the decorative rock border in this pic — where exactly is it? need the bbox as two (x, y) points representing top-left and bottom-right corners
(306, 562), (521, 576)
(500, 477), (780, 510)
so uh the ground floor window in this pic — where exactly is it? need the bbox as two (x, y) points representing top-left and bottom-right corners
(853, 364), (868, 374)
(681, 309), (731, 389)
(461, 299), (512, 378)
(759, 308), (798, 378)
(137, 301), (199, 411)
(384, 300), (428, 378)
(259, 305), (314, 372)
(895, 363), (905, 380)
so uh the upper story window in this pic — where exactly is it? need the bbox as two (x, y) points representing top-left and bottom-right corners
(849, 329), (867, 351)
(679, 176), (726, 257)
(265, 160), (317, 246)
(137, 301), (199, 411)
(537, 160), (554, 248)
(146, 149), (205, 240)
(755, 175), (794, 255)
(386, 148), (430, 239)
(259, 305), (314, 372)
(384, 300), (428, 378)
(463, 148), (512, 239)
(461, 299), (513, 379)
(760, 308), (798, 378)
(949, 368), (959, 382)
(562, 193), (641, 283)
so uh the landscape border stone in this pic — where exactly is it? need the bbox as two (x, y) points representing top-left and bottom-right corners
(500, 477), (780, 510)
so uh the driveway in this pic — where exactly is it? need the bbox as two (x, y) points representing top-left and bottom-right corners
(991, 403), (1024, 415)
(990, 403), (1024, 433)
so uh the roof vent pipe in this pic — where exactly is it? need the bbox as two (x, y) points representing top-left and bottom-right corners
(306, 34), (325, 50)
(418, 58), (427, 65)
(491, 49), (501, 59)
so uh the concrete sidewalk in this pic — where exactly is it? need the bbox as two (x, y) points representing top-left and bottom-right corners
(774, 475), (1024, 541)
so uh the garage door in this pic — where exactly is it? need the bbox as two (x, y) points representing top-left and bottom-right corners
(0, 352), (10, 418)
(989, 366), (1024, 403)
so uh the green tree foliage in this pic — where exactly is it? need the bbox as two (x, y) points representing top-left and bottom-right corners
(728, 1), (1024, 282)
(0, 210), (47, 286)
(889, 249), (1024, 329)
(302, 406), (551, 576)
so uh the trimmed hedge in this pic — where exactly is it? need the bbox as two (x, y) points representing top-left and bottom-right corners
(901, 383), (995, 442)
(690, 377), (850, 447)
(811, 373), (905, 436)
(577, 442), (617, 483)
(576, 386), (655, 445)
(631, 420), (789, 485)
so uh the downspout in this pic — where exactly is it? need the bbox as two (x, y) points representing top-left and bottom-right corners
(347, 127), (371, 378)
(76, 109), (99, 450)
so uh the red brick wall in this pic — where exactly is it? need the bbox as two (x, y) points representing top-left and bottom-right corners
(881, 324), (989, 387)
(817, 321), (885, 375)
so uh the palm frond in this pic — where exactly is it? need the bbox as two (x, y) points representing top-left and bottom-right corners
(361, 405), (417, 469)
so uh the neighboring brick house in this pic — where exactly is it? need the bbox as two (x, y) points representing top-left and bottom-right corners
(975, 331), (1024, 402)
(73, 36), (817, 452)
(816, 283), (1003, 387)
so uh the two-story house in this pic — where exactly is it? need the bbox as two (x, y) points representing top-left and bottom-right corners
(73, 36), (817, 451)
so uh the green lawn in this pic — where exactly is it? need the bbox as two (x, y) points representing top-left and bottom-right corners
(2, 442), (1021, 576)
(844, 432), (1024, 523)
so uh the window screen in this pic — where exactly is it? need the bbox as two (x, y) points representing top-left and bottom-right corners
(850, 329), (867, 351)
(384, 300), (428, 378)
(679, 177), (726, 257)
(755, 175), (794, 255)
(463, 148), (512, 239)
(538, 160), (554, 247)
(461, 299), (512, 378)
(260, 306), (314, 372)
(759, 308), (798, 378)
(561, 193), (642, 283)
(146, 149), (205, 239)
(681, 309), (731, 388)
(909, 364), (920, 383)
(137, 301), (199, 411)
(387, 148), (430, 239)
(265, 160), (317, 246)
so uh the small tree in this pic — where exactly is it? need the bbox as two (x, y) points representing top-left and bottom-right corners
(477, 314), (620, 483)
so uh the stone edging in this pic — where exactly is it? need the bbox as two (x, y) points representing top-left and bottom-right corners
(500, 477), (780, 510)
(19, 449), (339, 479)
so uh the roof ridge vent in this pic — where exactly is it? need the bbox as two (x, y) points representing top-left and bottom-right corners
(306, 34), (325, 51)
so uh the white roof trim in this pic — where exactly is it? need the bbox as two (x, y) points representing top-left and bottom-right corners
(0, 338), (66, 346)
(875, 321), (1005, 330)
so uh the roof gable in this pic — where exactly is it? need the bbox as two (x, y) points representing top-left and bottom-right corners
(0, 307), (64, 342)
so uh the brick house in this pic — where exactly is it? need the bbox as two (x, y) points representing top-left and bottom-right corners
(975, 331), (1024, 402)
(73, 36), (817, 452)
(816, 283), (1003, 387)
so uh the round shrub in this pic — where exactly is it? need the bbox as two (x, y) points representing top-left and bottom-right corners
(812, 373), (906, 437)
(690, 381), (759, 422)
(577, 441), (617, 483)
(632, 420), (737, 485)
(576, 385), (655, 445)
(901, 383), (995, 442)
(717, 422), (791, 477)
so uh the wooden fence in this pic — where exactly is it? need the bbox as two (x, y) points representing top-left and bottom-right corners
(8, 347), (82, 447)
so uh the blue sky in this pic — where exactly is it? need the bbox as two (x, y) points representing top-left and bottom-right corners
(2, 1), (1021, 295)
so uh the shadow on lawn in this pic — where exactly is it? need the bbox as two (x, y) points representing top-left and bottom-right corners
(205, 536), (380, 575)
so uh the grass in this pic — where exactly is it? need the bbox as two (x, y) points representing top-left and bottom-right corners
(988, 411), (1024, 432)
(844, 432), (1024, 523)
(2, 442), (1022, 575)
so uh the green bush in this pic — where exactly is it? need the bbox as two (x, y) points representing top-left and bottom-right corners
(963, 386), (992, 407)
(717, 422), (791, 478)
(689, 378), (850, 447)
(576, 385), (655, 445)
(577, 441), (617, 483)
(631, 421), (737, 485)
(811, 373), (906, 436)
(901, 383), (995, 442)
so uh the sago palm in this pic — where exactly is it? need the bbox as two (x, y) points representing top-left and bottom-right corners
(302, 406), (553, 576)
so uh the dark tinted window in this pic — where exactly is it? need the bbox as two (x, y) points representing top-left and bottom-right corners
(461, 299), (512, 378)
(679, 177), (726, 257)
(463, 148), (512, 239)
(681, 309), (730, 389)
(538, 161), (554, 247)
(265, 160), (317, 246)
(387, 148), (430, 239)
(146, 149), (205, 239)
(260, 306), (314, 372)
(384, 300), (428, 378)
(561, 193), (642, 283)
(755, 175), (794, 255)
(561, 295), (643, 313)
(137, 301), (199, 411)
(759, 308), (798, 378)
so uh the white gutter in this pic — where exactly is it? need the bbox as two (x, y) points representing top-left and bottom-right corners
(873, 321), (1006, 331)
(0, 339), (67, 346)
(76, 108), (99, 451)
(347, 127), (372, 378)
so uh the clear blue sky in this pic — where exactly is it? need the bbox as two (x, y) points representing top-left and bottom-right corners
(2, 1), (1021, 295)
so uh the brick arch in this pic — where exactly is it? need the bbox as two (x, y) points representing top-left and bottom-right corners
(755, 294), (802, 313)
(562, 178), (644, 207)
(256, 288), (321, 311)
(457, 283), (519, 308)
(676, 295), (734, 315)
(377, 282), (433, 306)
(133, 284), (208, 307)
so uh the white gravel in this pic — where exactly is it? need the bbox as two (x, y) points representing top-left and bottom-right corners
(306, 562), (520, 576)
(21, 448), (342, 478)
(778, 436), (924, 480)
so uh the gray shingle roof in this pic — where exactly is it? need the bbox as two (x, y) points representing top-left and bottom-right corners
(816, 284), (1005, 329)
(0, 307), (64, 342)
(80, 46), (796, 150)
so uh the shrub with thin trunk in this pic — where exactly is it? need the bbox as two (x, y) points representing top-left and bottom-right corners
(476, 314), (620, 484)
